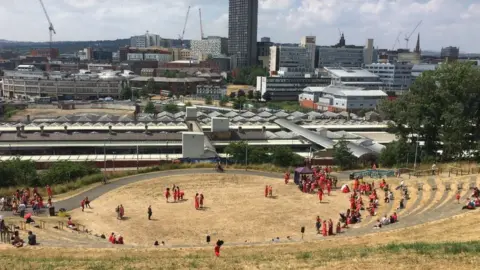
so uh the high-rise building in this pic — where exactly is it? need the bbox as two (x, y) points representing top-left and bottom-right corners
(440, 46), (460, 61)
(130, 31), (162, 48)
(191, 36), (228, 60)
(300, 36), (316, 69)
(228, 0), (258, 68)
(365, 62), (413, 93)
(257, 38), (273, 69)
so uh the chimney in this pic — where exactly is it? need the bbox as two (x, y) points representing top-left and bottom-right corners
(109, 125), (113, 135)
(40, 125), (45, 136)
(64, 125), (68, 134)
(238, 126), (242, 133)
(144, 124), (149, 134)
(16, 126), (21, 137)
(262, 126), (266, 133)
(26, 115), (31, 123)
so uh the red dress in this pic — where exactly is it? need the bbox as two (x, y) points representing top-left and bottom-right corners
(265, 186), (268, 197)
(327, 183), (331, 196)
(322, 221), (327, 236)
(194, 196), (200, 209)
(214, 245), (220, 257)
(165, 190), (170, 199)
(173, 190), (178, 201)
(200, 195), (204, 206)
(318, 189), (323, 202)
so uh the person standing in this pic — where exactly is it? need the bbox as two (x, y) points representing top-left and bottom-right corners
(199, 194), (204, 208)
(148, 205), (152, 220)
(119, 205), (125, 219)
(165, 188), (171, 203)
(194, 193), (200, 210)
(264, 185), (268, 197)
(85, 197), (91, 208)
(214, 240), (223, 257)
(456, 192), (461, 204)
(80, 199), (85, 212)
(46, 185), (52, 199)
(322, 220), (328, 237)
(318, 188), (323, 203)
(315, 216), (321, 234)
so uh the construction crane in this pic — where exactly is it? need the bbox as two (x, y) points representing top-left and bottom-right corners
(392, 31), (402, 51)
(404, 20), (422, 50)
(179, 6), (191, 47)
(38, 0), (56, 59)
(199, 8), (204, 40)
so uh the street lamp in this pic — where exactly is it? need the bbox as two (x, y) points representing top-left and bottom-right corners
(112, 151), (116, 172)
(413, 139), (423, 170)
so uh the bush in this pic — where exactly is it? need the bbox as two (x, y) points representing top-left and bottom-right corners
(40, 161), (100, 185)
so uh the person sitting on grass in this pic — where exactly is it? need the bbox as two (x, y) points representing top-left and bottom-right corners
(462, 199), (476, 210)
(109, 232), (116, 244)
(11, 231), (24, 248)
(373, 219), (382, 229)
(67, 217), (77, 230)
(27, 231), (37, 246)
(117, 235), (124, 244)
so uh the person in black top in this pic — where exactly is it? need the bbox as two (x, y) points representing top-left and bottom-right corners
(27, 231), (37, 245)
(148, 205), (152, 220)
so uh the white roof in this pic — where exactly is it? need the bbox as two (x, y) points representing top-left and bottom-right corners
(324, 67), (379, 78)
(310, 85), (387, 97)
(337, 90), (387, 97)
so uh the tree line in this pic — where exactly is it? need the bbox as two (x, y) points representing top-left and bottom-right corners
(0, 159), (100, 188)
(224, 142), (304, 167)
(379, 62), (480, 167)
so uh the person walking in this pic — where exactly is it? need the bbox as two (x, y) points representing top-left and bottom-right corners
(148, 205), (152, 220)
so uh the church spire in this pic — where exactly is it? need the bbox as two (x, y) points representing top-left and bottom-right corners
(414, 33), (421, 53)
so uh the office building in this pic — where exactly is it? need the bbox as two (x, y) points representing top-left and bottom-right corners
(323, 67), (384, 89)
(130, 31), (162, 48)
(299, 85), (387, 112)
(269, 45), (308, 73)
(300, 36), (316, 69)
(228, 0), (258, 68)
(257, 37), (273, 69)
(441, 46), (460, 61)
(411, 64), (437, 80)
(191, 36), (228, 60)
(196, 85), (227, 99)
(363, 39), (375, 65)
(256, 75), (330, 101)
(365, 62), (413, 93)
(318, 46), (364, 68)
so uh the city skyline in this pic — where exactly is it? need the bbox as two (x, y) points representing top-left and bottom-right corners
(0, 0), (479, 52)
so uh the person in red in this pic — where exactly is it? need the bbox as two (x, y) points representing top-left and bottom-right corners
(302, 182), (307, 193)
(173, 188), (178, 202)
(268, 186), (273, 197)
(109, 232), (116, 244)
(199, 193), (204, 208)
(392, 212), (398, 222)
(117, 235), (124, 244)
(354, 178), (359, 191)
(194, 193), (200, 210)
(165, 188), (171, 203)
(336, 221), (341, 234)
(179, 189), (185, 200)
(326, 181), (332, 196)
(214, 240), (223, 257)
(322, 220), (327, 236)
(284, 172), (290, 184)
(46, 185), (53, 199)
(318, 188), (323, 203)
(264, 185), (269, 197)
(456, 192), (461, 204)
(80, 199), (85, 212)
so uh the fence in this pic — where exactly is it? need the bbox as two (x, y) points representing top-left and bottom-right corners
(352, 169), (395, 179)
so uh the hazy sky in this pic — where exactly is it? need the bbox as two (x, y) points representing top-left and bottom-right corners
(1, 0), (478, 52)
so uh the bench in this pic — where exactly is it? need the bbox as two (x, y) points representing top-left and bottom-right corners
(457, 182), (464, 191)
(431, 184), (438, 191)
(469, 182), (477, 190)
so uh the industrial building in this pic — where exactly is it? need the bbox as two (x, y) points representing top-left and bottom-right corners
(0, 107), (394, 166)
(299, 85), (387, 112)
(323, 67), (384, 89)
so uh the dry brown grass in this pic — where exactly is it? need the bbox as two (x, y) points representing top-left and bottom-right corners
(1, 174), (479, 270)
(70, 174), (350, 246)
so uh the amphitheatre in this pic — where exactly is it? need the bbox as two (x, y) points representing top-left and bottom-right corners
(2, 166), (480, 269)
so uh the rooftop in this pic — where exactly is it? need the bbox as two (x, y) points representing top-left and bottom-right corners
(323, 67), (379, 78)
(130, 76), (208, 83)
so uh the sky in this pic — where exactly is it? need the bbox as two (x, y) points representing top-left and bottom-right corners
(1, 0), (479, 52)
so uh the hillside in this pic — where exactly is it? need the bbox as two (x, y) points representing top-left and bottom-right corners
(0, 39), (130, 54)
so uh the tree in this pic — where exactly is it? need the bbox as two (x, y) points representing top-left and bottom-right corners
(0, 158), (38, 187)
(237, 90), (246, 98)
(254, 91), (262, 101)
(144, 101), (156, 114)
(232, 96), (247, 110)
(219, 96), (229, 107)
(120, 85), (132, 100)
(40, 161), (99, 185)
(205, 96), (213, 105)
(229, 92), (237, 99)
(247, 90), (254, 99)
(185, 101), (193, 107)
(380, 62), (480, 161)
(164, 103), (179, 114)
(262, 91), (272, 102)
(332, 138), (356, 170)
(379, 138), (415, 167)
(146, 78), (156, 94)
(225, 141), (249, 164)
(270, 146), (302, 167)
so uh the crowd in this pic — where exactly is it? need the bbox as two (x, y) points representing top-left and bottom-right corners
(0, 185), (54, 217)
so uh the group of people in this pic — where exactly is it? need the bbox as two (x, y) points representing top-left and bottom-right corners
(374, 212), (398, 229)
(1, 185), (54, 218)
(164, 185), (185, 203)
(264, 185), (274, 198)
(315, 216), (341, 236)
(194, 193), (205, 210)
(115, 205), (125, 220)
(80, 197), (91, 212)
(462, 187), (480, 210)
(108, 232), (124, 245)
(10, 230), (37, 248)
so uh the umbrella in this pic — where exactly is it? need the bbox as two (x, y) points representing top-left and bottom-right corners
(24, 213), (32, 220)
